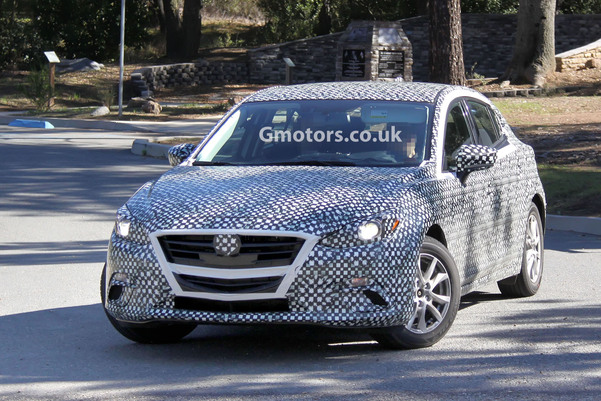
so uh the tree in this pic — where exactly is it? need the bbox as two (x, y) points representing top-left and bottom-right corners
(34, 0), (152, 62)
(428, 0), (466, 85)
(158, 0), (202, 60)
(258, 0), (416, 42)
(557, 0), (601, 14)
(501, 0), (555, 85)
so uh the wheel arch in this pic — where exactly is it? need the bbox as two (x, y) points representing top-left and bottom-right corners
(532, 194), (546, 230)
(425, 224), (447, 247)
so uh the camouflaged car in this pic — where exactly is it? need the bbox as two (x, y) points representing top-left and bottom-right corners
(102, 82), (545, 349)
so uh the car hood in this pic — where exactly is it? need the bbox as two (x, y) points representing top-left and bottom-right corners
(132, 165), (429, 236)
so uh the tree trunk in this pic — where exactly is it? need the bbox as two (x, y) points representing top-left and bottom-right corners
(316, 1), (332, 36)
(154, 0), (166, 34)
(428, 0), (466, 85)
(163, 0), (202, 60)
(182, 0), (202, 59)
(502, 0), (555, 86)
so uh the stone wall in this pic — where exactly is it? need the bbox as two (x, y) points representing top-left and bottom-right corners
(402, 14), (601, 81)
(131, 13), (601, 94)
(131, 60), (248, 96)
(247, 33), (343, 84)
(556, 38), (601, 71)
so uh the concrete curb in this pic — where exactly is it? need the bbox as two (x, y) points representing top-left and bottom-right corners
(0, 115), (153, 133)
(547, 215), (601, 236)
(131, 139), (172, 158)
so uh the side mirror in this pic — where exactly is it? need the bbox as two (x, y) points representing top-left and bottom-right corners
(455, 144), (497, 182)
(168, 143), (197, 166)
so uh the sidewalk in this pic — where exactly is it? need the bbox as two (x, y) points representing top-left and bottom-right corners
(1, 112), (599, 238)
(0, 112), (222, 136)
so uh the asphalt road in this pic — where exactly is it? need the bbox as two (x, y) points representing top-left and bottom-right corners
(1, 126), (600, 401)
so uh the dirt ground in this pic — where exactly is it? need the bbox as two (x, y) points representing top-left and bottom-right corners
(491, 94), (601, 167)
(470, 68), (601, 167)
(512, 123), (601, 166)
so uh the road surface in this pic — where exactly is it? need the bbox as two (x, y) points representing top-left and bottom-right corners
(1, 126), (600, 400)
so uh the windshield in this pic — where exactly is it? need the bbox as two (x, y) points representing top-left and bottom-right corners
(195, 100), (432, 167)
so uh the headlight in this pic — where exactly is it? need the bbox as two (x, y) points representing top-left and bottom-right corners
(115, 216), (131, 238)
(357, 220), (382, 241)
(321, 214), (401, 248)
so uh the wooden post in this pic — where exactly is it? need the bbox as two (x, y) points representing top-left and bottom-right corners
(44, 51), (60, 109)
(48, 63), (56, 109)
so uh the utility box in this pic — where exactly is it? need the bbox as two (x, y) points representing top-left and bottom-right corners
(336, 21), (413, 82)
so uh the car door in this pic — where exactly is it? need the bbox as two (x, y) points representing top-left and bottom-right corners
(464, 99), (524, 272)
(440, 99), (500, 288)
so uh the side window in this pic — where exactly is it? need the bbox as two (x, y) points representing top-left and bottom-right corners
(467, 101), (501, 147)
(444, 103), (472, 171)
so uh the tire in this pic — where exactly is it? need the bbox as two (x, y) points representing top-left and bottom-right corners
(498, 202), (544, 297)
(371, 236), (461, 349)
(101, 264), (196, 344)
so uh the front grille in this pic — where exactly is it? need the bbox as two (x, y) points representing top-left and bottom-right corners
(174, 273), (284, 294)
(174, 296), (290, 313)
(158, 234), (305, 268)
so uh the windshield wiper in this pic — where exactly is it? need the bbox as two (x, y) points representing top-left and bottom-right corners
(193, 160), (360, 167)
(264, 160), (358, 166)
(192, 160), (237, 166)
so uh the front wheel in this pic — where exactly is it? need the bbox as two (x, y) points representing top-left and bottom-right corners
(100, 264), (197, 344)
(497, 202), (544, 297)
(371, 236), (461, 349)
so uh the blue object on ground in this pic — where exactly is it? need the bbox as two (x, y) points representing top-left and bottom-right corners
(8, 119), (54, 129)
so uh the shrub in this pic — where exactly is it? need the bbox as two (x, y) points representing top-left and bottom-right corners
(97, 85), (117, 108)
(19, 68), (52, 111)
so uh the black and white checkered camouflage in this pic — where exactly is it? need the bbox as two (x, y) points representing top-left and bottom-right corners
(456, 144), (498, 172)
(167, 143), (196, 167)
(213, 234), (242, 256)
(104, 82), (545, 328)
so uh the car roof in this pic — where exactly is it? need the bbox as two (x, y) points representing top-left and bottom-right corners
(244, 81), (470, 104)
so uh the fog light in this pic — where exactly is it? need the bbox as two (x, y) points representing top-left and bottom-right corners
(364, 290), (388, 306)
(108, 285), (123, 301)
(358, 220), (381, 241)
(108, 272), (131, 302)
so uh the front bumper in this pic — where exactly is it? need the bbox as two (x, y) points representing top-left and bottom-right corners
(105, 229), (419, 328)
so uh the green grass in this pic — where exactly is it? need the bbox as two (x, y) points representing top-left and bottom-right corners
(493, 99), (547, 115)
(492, 99), (561, 125)
(538, 164), (601, 217)
(199, 20), (264, 49)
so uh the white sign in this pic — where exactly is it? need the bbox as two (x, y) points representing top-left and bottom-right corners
(44, 51), (60, 64)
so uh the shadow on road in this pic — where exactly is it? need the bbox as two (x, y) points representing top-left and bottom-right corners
(1, 301), (600, 399)
(459, 291), (508, 311)
(545, 230), (601, 253)
(0, 143), (167, 219)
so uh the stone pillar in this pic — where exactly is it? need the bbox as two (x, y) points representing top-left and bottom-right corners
(336, 21), (413, 82)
